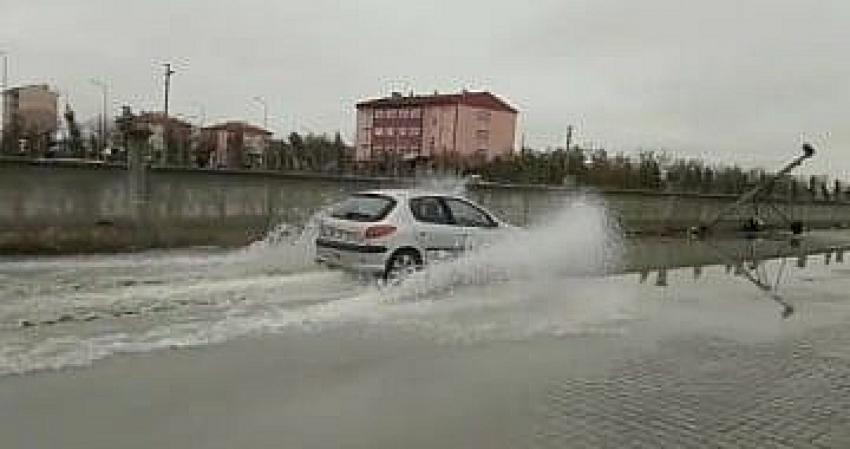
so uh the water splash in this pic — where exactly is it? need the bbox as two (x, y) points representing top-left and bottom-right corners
(413, 173), (474, 195)
(0, 191), (630, 377)
(383, 194), (623, 301)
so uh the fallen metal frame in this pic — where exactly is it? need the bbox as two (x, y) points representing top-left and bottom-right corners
(693, 144), (816, 237)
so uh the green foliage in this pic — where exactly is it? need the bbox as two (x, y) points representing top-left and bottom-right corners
(269, 132), (353, 172)
(476, 146), (821, 196)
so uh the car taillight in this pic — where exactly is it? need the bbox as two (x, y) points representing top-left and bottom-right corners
(363, 225), (397, 239)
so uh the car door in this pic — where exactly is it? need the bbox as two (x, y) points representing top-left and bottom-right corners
(442, 197), (501, 250)
(409, 196), (468, 262)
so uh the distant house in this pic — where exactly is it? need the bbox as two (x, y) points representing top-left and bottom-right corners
(1, 84), (59, 155)
(134, 112), (194, 165)
(201, 121), (272, 169)
(355, 90), (518, 168)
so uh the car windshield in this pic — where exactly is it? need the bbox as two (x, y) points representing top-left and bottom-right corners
(329, 194), (396, 222)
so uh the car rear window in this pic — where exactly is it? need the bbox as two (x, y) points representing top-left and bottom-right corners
(329, 194), (396, 222)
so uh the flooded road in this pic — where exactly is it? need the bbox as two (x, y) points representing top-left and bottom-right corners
(1, 200), (850, 448)
(1, 231), (847, 377)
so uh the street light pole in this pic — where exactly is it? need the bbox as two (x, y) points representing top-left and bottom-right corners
(252, 96), (268, 129)
(89, 79), (108, 159)
(192, 102), (206, 128)
(1, 51), (7, 93)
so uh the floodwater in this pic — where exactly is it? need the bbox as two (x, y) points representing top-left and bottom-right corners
(1, 196), (850, 448)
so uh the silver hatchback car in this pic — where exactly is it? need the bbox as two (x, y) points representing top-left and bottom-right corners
(315, 189), (514, 279)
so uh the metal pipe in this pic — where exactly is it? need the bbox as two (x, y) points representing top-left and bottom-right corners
(699, 144), (815, 232)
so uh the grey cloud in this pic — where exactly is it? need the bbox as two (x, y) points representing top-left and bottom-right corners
(2, 0), (848, 176)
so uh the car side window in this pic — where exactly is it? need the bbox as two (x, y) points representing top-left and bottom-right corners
(444, 199), (496, 228)
(410, 197), (451, 224)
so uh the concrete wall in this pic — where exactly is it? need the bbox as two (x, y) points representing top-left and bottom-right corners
(2, 159), (850, 253)
(467, 184), (850, 233)
(0, 161), (401, 252)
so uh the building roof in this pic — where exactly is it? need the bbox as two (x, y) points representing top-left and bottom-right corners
(202, 121), (272, 136)
(135, 112), (193, 129)
(356, 91), (518, 113)
(1, 84), (57, 95)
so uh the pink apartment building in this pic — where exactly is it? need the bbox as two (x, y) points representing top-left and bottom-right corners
(355, 91), (518, 166)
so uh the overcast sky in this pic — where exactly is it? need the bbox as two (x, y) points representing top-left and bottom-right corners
(3, 0), (849, 176)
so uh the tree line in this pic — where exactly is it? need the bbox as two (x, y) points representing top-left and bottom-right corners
(11, 115), (844, 199)
(476, 146), (844, 199)
(189, 134), (848, 199)
(261, 132), (350, 172)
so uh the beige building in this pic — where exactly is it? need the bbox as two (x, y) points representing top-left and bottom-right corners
(134, 112), (194, 165)
(1, 84), (59, 154)
(355, 91), (518, 167)
(201, 121), (272, 169)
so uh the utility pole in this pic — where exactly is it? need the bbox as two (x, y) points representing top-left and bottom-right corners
(162, 63), (175, 165)
(564, 124), (574, 174)
(0, 51), (8, 153)
(89, 79), (108, 159)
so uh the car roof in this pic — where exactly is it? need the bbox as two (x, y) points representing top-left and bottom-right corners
(357, 189), (468, 201)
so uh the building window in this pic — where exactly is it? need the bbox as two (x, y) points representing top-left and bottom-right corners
(386, 127), (394, 136)
(386, 109), (398, 118)
(375, 110), (384, 119)
(410, 128), (421, 136)
(476, 110), (491, 122)
(410, 109), (421, 118)
(398, 128), (407, 136)
(374, 127), (384, 136)
(398, 109), (409, 119)
(475, 130), (489, 141)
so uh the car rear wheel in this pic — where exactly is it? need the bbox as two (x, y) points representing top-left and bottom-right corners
(383, 249), (423, 283)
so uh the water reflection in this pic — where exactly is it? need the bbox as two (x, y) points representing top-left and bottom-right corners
(655, 269), (668, 287)
(627, 236), (850, 318)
